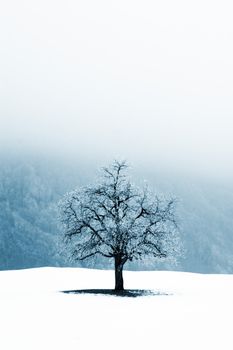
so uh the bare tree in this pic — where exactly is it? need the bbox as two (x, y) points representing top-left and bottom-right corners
(59, 160), (181, 291)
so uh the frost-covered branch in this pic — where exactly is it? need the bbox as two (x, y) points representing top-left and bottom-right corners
(59, 160), (182, 290)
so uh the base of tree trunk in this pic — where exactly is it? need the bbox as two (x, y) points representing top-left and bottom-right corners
(115, 258), (124, 291)
(115, 286), (124, 291)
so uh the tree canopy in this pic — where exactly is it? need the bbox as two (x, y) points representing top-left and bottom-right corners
(60, 160), (182, 290)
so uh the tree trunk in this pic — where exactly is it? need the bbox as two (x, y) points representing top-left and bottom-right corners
(114, 255), (125, 291)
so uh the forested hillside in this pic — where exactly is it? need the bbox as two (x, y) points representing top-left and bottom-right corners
(0, 154), (233, 273)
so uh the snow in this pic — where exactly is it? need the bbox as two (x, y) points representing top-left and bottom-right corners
(0, 267), (232, 349)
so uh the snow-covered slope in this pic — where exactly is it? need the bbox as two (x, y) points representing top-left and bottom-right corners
(0, 267), (232, 350)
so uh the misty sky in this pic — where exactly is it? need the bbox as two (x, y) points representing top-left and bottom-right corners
(1, 0), (233, 177)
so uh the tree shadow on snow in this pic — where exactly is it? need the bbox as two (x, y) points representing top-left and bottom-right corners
(61, 289), (171, 297)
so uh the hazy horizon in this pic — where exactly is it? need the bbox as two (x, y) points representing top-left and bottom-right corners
(1, 0), (233, 181)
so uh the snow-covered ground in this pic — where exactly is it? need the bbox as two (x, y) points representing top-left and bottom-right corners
(0, 267), (232, 350)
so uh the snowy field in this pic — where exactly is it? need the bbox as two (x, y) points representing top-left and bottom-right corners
(0, 267), (232, 350)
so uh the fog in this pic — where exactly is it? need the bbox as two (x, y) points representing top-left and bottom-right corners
(1, 0), (233, 179)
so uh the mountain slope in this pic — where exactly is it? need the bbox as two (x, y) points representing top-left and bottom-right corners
(0, 155), (233, 272)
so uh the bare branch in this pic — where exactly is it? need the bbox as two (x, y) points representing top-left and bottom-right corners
(59, 160), (181, 270)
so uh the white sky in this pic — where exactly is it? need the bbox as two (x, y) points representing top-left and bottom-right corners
(0, 0), (233, 177)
